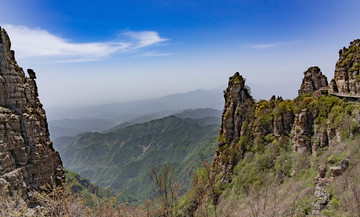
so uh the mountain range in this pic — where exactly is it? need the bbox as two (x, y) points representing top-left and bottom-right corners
(53, 108), (221, 201)
(47, 89), (223, 140)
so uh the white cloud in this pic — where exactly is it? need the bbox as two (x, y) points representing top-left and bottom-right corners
(136, 51), (173, 57)
(2, 24), (169, 62)
(250, 43), (280, 49)
(248, 40), (303, 49)
(124, 31), (168, 49)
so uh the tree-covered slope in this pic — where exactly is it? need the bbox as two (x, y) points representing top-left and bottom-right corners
(181, 39), (360, 216)
(54, 115), (220, 201)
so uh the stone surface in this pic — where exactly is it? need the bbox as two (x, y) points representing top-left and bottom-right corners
(0, 26), (64, 204)
(312, 165), (330, 215)
(291, 109), (313, 153)
(213, 72), (255, 182)
(298, 66), (328, 95)
(312, 158), (349, 215)
(330, 157), (349, 177)
(332, 39), (360, 95)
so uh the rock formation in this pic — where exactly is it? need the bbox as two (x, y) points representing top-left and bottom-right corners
(218, 72), (254, 146)
(213, 72), (255, 182)
(185, 39), (360, 216)
(213, 72), (296, 181)
(0, 26), (64, 204)
(312, 158), (349, 215)
(332, 39), (360, 95)
(298, 66), (328, 95)
(291, 109), (313, 153)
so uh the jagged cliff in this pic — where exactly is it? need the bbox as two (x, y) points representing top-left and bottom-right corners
(182, 39), (360, 216)
(214, 41), (360, 181)
(331, 39), (360, 95)
(214, 73), (255, 182)
(0, 27), (64, 204)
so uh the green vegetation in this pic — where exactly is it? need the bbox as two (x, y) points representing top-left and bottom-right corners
(178, 92), (360, 216)
(55, 115), (220, 202)
(64, 169), (136, 206)
(4, 89), (360, 216)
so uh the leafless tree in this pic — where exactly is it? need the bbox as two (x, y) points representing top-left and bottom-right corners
(150, 164), (179, 216)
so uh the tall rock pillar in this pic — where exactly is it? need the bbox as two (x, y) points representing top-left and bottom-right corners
(0, 26), (64, 203)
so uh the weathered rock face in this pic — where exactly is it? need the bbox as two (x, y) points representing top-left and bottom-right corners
(213, 72), (255, 181)
(291, 109), (314, 153)
(312, 158), (349, 215)
(332, 39), (360, 95)
(298, 66), (328, 95)
(0, 27), (64, 203)
(218, 72), (254, 146)
(197, 39), (360, 216)
(213, 73), (297, 182)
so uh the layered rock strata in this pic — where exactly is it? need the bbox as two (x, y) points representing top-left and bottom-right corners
(332, 39), (360, 95)
(0, 27), (64, 203)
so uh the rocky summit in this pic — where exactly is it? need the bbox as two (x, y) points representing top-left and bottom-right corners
(213, 72), (255, 182)
(298, 66), (328, 95)
(0, 27), (64, 204)
(181, 39), (360, 215)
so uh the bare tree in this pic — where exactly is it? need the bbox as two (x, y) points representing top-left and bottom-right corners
(335, 165), (360, 217)
(150, 164), (179, 216)
(239, 175), (283, 217)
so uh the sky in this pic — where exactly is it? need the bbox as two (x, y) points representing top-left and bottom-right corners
(1, 0), (360, 108)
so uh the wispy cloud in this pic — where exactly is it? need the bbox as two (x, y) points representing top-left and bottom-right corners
(2, 24), (169, 62)
(248, 40), (303, 49)
(124, 31), (168, 49)
(135, 51), (173, 57)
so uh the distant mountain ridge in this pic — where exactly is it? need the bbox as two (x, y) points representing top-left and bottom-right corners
(46, 89), (223, 121)
(49, 107), (222, 140)
(54, 112), (221, 201)
(49, 118), (116, 140)
(106, 108), (222, 132)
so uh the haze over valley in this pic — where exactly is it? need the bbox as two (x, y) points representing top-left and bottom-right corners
(1, 1), (360, 216)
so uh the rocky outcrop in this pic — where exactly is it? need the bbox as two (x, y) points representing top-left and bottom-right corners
(312, 165), (330, 215)
(193, 39), (360, 216)
(218, 72), (254, 145)
(332, 39), (360, 95)
(213, 72), (255, 181)
(290, 108), (331, 156)
(291, 109), (314, 153)
(312, 158), (349, 215)
(330, 157), (349, 177)
(298, 66), (328, 95)
(0, 26), (64, 204)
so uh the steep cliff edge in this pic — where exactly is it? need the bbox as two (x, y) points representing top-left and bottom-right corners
(182, 40), (360, 216)
(213, 73), (255, 182)
(0, 27), (64, 204)
(331, 39), (360, 95)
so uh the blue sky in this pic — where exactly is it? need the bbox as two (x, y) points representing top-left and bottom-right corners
(1, 0), (360, 107)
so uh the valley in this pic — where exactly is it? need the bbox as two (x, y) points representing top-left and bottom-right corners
(1, 1), (360, 216)
(53, 108), (221, 202)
